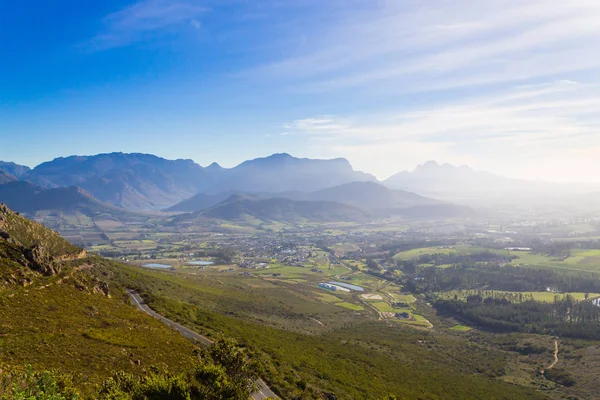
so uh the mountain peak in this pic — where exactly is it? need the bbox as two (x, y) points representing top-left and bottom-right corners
(0, 161), (31, 179)
(268, 153), (293, 159)
(414, 161), (441, 172)
(206, 162), (224, 170)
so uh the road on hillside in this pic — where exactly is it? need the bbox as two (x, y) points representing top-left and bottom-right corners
(126, 290), (279, 400)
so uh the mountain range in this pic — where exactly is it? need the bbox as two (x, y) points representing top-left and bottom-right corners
(1, 152), (596, 221)
(203, 153), (376, 194)
(168, 181), (442, 213)
(20, 153), (214, 210)
(384, 161), (596, 204)
(0, 181), (133, 219)
(0, 170), (17, 184)
(165, 182), (473, 224)
(170, 194), (373, 225)
(1, 153), (376, 211)
(0, 161), (30, 179)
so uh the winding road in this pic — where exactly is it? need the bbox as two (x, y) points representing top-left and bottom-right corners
(126, 290), (278, 400)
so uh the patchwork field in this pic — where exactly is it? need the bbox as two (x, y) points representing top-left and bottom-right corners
(510, 249), (600, 273)
(393, 246), (508, 261)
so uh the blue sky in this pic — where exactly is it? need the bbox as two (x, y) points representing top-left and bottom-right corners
(1, 0), (600, 182)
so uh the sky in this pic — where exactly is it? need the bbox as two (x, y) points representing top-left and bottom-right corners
(1, 0), (600, 182)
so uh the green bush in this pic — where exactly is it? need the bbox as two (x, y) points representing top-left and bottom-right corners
(0, 366), (80, 400)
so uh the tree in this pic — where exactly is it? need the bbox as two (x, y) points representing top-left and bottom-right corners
(195, 338), (261, 399)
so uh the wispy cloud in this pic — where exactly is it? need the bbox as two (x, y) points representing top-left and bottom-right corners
(88, 0), (208, 50)
(249, 1), (600, 94)
(285, 80), (600, 182)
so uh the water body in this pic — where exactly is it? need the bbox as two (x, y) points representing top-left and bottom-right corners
(142, 263), (174, 269)
(187, 261), (214, 266)
(329, 281), (365, 292)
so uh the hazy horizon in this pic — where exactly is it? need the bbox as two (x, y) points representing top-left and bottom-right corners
(2, 1), (600, 183)
(3, 151), (600, 186)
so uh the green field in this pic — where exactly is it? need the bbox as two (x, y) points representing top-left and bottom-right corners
(337, 302), (364, 311)
(510, 249), (600, 273)
(371, 301), (397, 313)
(393, 246), (508, 261)
(450, 325), (473, 332)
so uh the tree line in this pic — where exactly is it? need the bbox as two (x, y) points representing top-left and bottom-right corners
(435, 294), (600, 340)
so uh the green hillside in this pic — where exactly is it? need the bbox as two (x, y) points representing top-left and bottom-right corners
(0, 206), (261, 398)
(174, 195), (372, 225)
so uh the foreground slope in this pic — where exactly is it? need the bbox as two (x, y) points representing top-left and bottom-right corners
(0, 204), (198, 393)
(116, 262), (551, 400)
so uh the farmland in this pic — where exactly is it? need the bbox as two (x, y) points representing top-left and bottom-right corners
(510, 249), (600, 273)
(34, 208), (600, 399)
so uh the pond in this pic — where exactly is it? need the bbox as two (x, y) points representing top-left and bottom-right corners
(142, 263), (174, 269)
(329, 281), (365, 292)
(187, 261), (215, 266)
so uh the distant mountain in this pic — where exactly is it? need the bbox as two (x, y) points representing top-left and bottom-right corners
(0, 181), (129, 217)
(207, 153), (376, 194)
(19, 152), (376, 211)
(166, 181), (472, 220)
(23, 153), (215, 210)
(167, 182), (439, 213)
(383, 161), (591, 203)
(305, 181), (441, 210)
(172, 194), (372, 224)
(0, 161), (30, 179)
(166, 191), (238, 213)
(0, 170), (17, 184)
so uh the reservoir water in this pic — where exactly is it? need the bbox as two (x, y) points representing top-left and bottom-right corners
(329, 281), (365, 292)
(142, 263), (174, 269)
(187, 261), (214, 266)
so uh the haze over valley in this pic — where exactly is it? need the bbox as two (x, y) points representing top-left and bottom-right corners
(3, 0), (600, 399)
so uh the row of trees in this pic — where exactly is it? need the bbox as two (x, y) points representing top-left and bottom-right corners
(435, 294), (600, 340)
(404, 264), (600, 294)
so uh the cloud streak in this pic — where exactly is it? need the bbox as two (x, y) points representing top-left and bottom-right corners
(249, 0), (600, 94)
(285, 80), (600, 182)
(89, 0), (208, 50)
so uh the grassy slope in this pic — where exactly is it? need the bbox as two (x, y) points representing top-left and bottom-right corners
(0, 206), (197, 395)
(0, 283), (196, 395)
(508, 250), (600, 274)
(114, 263), (549, 400)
